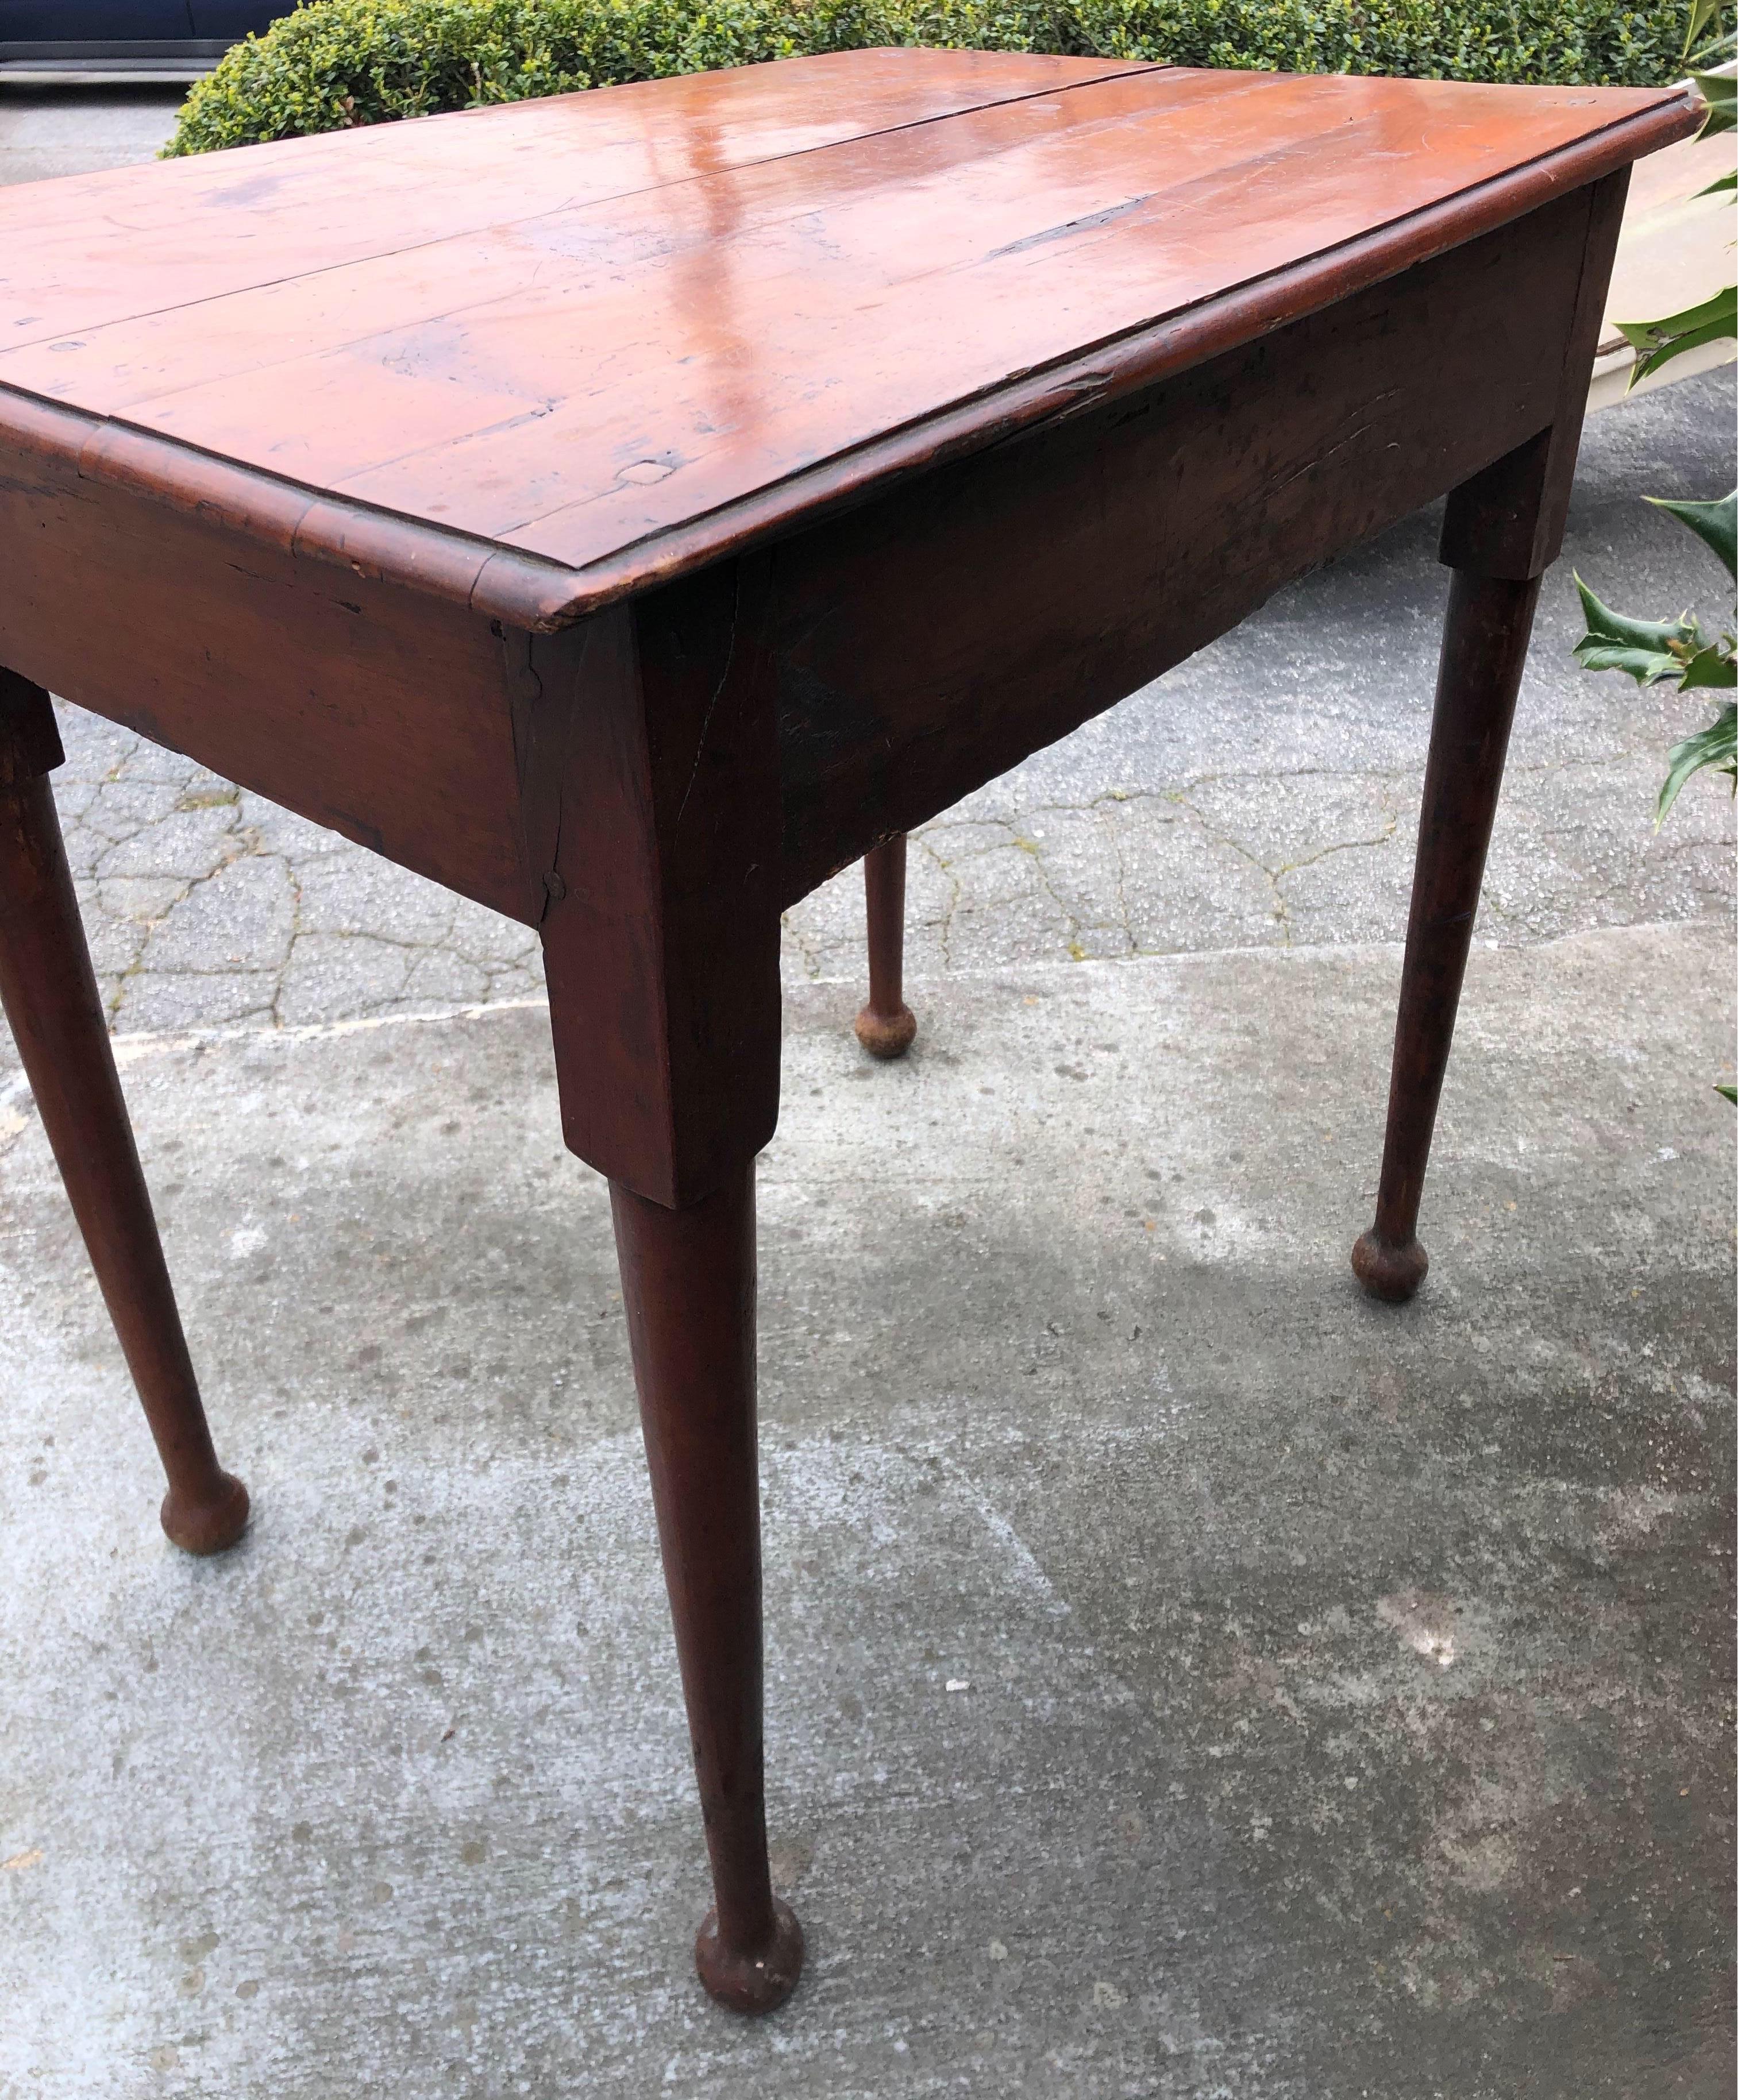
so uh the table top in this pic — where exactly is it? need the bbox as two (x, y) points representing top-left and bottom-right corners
(0, 52), (1695, 628)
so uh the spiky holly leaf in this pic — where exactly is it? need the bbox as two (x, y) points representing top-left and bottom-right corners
(1657, 700), (1737, 824)
(1646, 490), (1736, 579)
(1574, 574), (1699, 650)
(1678, 642), (1738, 690)
(1619, 284), (1738, 387)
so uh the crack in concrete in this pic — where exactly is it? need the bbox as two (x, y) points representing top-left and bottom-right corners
(22, 693), (1737, 1038)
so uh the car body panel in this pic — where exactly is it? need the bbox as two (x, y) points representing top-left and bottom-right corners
(0, 0), (282, 75)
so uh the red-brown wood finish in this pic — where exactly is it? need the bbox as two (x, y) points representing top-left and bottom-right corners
(0, 59), (1694, 632)
(1351, 168), (1628, 1300)
(608, 1165), (803, 2013)
(0, 413), (531, 917)
(511, 558), (784, 1207)
(0, 672), (247, 1553)
(768, 182), (1605, 895)
(855, 836), (916, 1059)
(0, 57), (1698, 2013)
(1351, 569), (1543, 1301)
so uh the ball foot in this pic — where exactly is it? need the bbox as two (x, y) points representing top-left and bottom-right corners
(1351, 1230), (1428, 1304)
(854, 1002), (916, 1060)
(160, 1470), (251, 1555)
(695, 1897), (804, 2014)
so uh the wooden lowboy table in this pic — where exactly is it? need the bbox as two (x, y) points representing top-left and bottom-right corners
(0, 51), (1697, 2011)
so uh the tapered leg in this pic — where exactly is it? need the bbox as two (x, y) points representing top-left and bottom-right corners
(0, 672), (247, 1550)
(609, 1164), (803, 2014)
(534, 569), (797, 2007)
(1352, 572), (1541, 1302)
(853, 833), (916, 1059)
(1352, 176), (1629, 1302)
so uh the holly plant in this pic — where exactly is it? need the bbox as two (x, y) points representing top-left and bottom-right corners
(1616, 1), (1735, 383)
(1574, 490), (1736, 1099)
(1570, 4), (1737, 1101)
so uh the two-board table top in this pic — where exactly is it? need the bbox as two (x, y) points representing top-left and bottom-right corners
(0, 52), (1697, 628)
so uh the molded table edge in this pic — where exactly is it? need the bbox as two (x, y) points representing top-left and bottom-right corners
(0, 88), (1699, 636)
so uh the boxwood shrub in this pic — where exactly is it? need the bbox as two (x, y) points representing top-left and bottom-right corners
(162, 0), (1693, 156)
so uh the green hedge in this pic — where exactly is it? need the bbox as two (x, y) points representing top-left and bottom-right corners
(163, 0), (1692, 156)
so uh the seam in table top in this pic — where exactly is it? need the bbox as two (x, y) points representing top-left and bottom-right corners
(482, 95), (1685, 560)
(0, 57), (1166, 358)
(13, 69), (1604, 518)
(22, 67), (1230, 444)
(0, 82), (1695, 635)
(165, 72), (1287, 500)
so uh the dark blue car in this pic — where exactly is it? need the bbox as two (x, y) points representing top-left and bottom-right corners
(0, 0), (287, 82)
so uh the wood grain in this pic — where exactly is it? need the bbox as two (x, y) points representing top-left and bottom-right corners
(530, 560), (784, 1204)
(0, 674), (248, 1554)
(0, 421), (529, 918)
(609, 1163), (804, 2013)
(0, 58), (1697, 632)
(0, 51), (1142, 327)
(1353, 568), (1544, 1302)
(767, 184), (1597, 898)
(1439, 170), (1630, 578)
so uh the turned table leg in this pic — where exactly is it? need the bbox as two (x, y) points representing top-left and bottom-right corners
(533, 570), (799, 2010)
(1352, 571), (1541, 1302)
(1351, 176), (1626, 1303)
(609, 1165), (804, 2013)
(854, 833), (916, 1059)
(0, 672), (247, 1550)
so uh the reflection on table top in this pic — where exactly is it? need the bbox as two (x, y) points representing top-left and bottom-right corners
(0, 51), (1695, 619)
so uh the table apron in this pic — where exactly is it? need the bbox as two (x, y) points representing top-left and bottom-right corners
(769, 182), (1602, 902)
(0, 444), (536, 922)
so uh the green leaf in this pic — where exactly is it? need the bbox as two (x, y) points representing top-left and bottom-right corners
(1682, 0), (1720, 58)
(1573, 573), (1700, 651)
(1618, 284), (1738, 387)
(1689, 65), (1737, 135)
(1631, 313), (1738, 385)
(1687, 19), (1738, 65)
(1647, 490), (1738, 578)
(1695, 167), (1737, 196)
(1679, 641), (1738, 688)
(1716, 1083), (1737, 1105)
(1575, 642), (1689, 682)
(1617, 286), (1738, 349)
(1656, 700), (1738, 823)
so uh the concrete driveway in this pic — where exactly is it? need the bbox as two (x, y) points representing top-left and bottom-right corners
(0, 84), (181, 185)
(1, 924), (1731, 2098)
